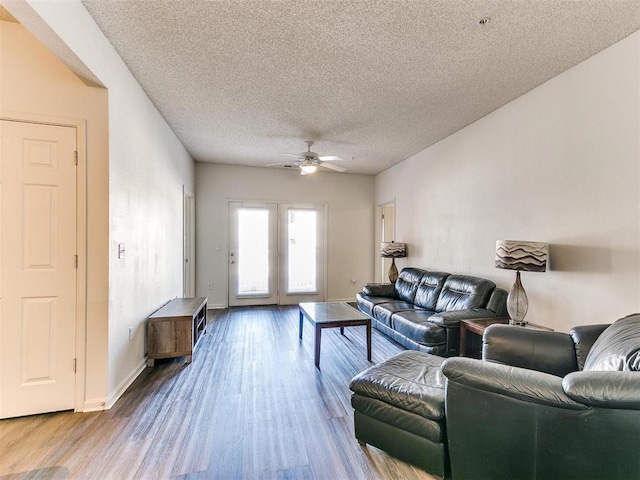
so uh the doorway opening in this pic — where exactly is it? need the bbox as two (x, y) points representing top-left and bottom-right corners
(377, 200), (396, 283)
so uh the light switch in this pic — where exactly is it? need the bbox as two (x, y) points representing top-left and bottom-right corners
(118, 243), (125, 259)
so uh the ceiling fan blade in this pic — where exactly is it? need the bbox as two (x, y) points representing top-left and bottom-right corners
(320, 162), (346, 173)
(265, 161), (298, 167)
(283, 153), (303, 158)
(318, 155), (342, 161)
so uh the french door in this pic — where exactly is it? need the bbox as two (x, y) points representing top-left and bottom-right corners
(228, 202), (325, 307)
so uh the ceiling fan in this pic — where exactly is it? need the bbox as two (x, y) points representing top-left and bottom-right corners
(267, 140), (346, 174)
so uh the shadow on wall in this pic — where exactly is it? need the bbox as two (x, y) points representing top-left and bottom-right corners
(549, 243), (615, 273)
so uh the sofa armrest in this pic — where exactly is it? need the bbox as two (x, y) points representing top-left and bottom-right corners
(442, 357), (587, 410)
(362, 283), (395, 297)
(482, 324), (579, 377)
(562, 371), (640, 409)
(427, 308), (500, 327)
(570, 324), (610, 370)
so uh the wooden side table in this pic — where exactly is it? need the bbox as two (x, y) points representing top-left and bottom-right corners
(459, 317), (553, 357)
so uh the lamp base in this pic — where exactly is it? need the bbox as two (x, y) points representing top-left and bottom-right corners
(506, 270), (529, 324)
(388, 258), (399, 283)
(509, 319), (527, 327)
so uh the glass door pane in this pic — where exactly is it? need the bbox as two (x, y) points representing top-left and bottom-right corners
(238, 208), (269, 295)
(287, 209), (317, 294)
(279, 204), (325, 305)
(228, 202), (278, 306)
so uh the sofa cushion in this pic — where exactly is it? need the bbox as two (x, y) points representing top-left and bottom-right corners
(414, 272), (450, 310)
(373, 301), (418, 327)
(392, 311), (446, 346)
(355, 292), (393, 317)
(583, 313), (640, 372)
(394, 268), (427, 303)
(362, 283), (395, 297)
(435, 274), (495, 312)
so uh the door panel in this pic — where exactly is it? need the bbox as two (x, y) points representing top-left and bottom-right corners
(0, 120), (77, 418)
(228, 202), (278, 306)
(278, 204), (325, 305)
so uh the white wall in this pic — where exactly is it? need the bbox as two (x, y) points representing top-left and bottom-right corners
(376, 31), (640, 332)
(11, 0), (196, 405)
(196, 164), (375, 308)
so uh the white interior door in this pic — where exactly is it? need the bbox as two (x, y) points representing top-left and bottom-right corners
(228, 202), (278, 306)
(183, 187), (195, 298)
(0, 120), (77, 418)
(278, 204), (326, 305)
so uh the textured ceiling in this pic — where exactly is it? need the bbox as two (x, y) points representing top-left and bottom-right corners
(80, 0), (640, 175)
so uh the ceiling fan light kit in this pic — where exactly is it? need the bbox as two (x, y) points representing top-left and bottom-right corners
(266, 140), (346, 175)
(300, 161), (317, 174)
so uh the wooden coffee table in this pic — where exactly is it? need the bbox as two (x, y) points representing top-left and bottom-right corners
(299, 302), (371, 368)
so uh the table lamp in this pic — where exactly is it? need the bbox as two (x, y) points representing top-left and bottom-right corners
(495, 240), (548, 325)
(380, 241), (407, 283)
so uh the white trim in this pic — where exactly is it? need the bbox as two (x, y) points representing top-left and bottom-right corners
(82, 398), (109, 413)
(0, 110), (88, 415)
(207, 305), (227, 311)
(105, 358), (147, 409)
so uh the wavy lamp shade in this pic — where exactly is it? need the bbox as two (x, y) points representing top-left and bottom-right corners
(380, 242), (406, 283)
(495, 240), (548, 325)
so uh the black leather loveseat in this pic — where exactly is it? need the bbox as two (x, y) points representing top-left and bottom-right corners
(356, 267), (507, 357)
(443, 313), (640, 480)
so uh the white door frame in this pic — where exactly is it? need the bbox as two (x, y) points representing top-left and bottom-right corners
(376, 199), (396, 283)
(183, 186), (195, 298)
(1, 110), (87, 414)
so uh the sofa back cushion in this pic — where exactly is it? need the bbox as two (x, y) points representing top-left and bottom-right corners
(435, 275), (495, 312)
(394, 268), (427, 303)
(414, 272), (450, 310)
(583, 313), (640, 372)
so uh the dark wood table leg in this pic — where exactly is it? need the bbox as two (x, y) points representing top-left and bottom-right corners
(459, 322), (467, 357)
(366, 321), (372, 361)
(299, 310), (304, 340)
(340, 326), (345, 335)
(315, 324), (322, 368)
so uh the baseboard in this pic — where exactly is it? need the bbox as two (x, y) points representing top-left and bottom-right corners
(328, 297), (358, 302)
(104, 357), (147, 410)
(207, 304), (226, 310)
(81, 397), (109, 413)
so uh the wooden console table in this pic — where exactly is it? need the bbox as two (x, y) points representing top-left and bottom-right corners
(147, 297), (207, 366)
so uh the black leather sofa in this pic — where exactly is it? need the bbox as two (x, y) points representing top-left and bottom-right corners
(356, 267), (507, 356)
(442, 312), (640, 480)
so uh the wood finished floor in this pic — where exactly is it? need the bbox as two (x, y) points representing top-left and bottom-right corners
(0, 305), (436, 480)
